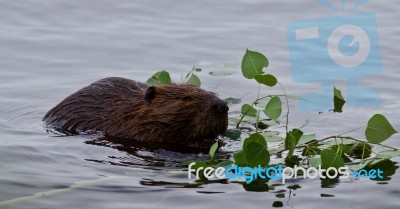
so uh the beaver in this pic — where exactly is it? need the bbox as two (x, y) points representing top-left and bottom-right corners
(43, 77), (229, 151)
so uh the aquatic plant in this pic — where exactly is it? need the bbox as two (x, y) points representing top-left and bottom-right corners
(147, 49), (399, 180)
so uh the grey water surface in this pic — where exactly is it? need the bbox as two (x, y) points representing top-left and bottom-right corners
(0, 0), (399, 209)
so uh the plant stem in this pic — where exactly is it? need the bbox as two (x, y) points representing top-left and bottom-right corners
(275, 134), (399, 156)
(235, 94), (284, 128)
(278, 82), (289, 133)
(361, 142), (366, 161)
(183, 66), (196, 82)
(337, 126), (365, 136)
(255, 110), (260, 133)
(338, 136), (398, 150)
(258, 94), (286, 100)
(316, 135), (398, 150)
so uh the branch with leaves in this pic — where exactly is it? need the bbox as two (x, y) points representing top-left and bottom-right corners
(146, 49), (399, 179)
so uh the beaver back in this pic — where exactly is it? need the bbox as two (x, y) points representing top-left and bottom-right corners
(43, 77), (229, 150)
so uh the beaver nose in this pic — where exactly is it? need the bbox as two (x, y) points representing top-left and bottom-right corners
(212, 100), (229, 113)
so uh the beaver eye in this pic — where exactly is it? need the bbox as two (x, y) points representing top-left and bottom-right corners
(182, 96), (192, 102)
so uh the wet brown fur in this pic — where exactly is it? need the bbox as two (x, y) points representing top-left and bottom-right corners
(43, 77), (228, 151)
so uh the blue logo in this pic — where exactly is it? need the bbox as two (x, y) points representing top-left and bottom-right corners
(287, 0), (381, 111)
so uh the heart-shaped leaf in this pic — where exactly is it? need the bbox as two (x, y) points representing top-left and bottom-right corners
(241, 49), (268, 79)
(241, 104), (258, 117)
(224, 97), (241, 105)
(244, 142), (270, 167)
(243, 133), (267, 148)
(225, 129), (241, 140)
(264, 96), (282, 121)
(365, 114), (397, 144)
(184, 73), (201, 87)
(321, 149), (345, 169)
(285, 129), (303, 159)
(146, 70), (172, 85)
(254, 74), (277, 87)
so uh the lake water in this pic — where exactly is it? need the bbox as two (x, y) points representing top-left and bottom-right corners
(0, 0), (399, 208)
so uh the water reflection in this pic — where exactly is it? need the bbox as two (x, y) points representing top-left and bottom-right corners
(84, 134), (399, 196)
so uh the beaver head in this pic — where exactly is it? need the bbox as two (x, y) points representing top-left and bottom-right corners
(105, 83), (229, 150)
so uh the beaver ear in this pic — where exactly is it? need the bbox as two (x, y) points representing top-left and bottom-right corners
(144, 86), (157, 104)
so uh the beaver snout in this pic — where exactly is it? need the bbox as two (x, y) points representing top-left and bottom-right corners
(211, 99), (229, 114)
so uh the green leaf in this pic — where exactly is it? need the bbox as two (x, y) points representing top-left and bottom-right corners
(285, 129), (303, 159)
(377, 150), (400, 159)
(302, 141), (321, 157)
(209, 142), (218, 162)
(331, 143), (354, 156)
(261, 131), (284, 142)
(224, 97), (241, 105)
(185, 73), (201, 87)
(260, 131), (280, 137)
(243, 133), (267, 148)
(236, 115), (258, 124)
(348, 159), (373, 171)
(298, 134), (316, 145)
(188, 161), (208, 170)
(255, 121), (269, 130)
(216, 161), (234, 168)
(241, 133), (269, 167)
(365, 159), (397, 180)
(330, 144), (344, 156)
(333, 86), (345, 113)
(264, 136), (284, 143)
(285, 155), (301, 167)
(320, 149), (345, 169)
(329, 144), (353, 162)
(368, 158), (396, 172)
(309, 157), (321, 168)
(244, 142), (270, 167)
(365, 114), (397, 144)
(233, 150), (247, 166)
(241, 49), (269, 79)
(348, 142), (372, 159)
(333, 86), (345, 100)
(259, 119), (278, 126)
(268, 147), (284, 155)
(254, 74), (277, 87)
(225, 129), (241, 140)
(264, 96), (282, 121)
(146, 70), (172, 85)
(241, 104), (258, 117)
